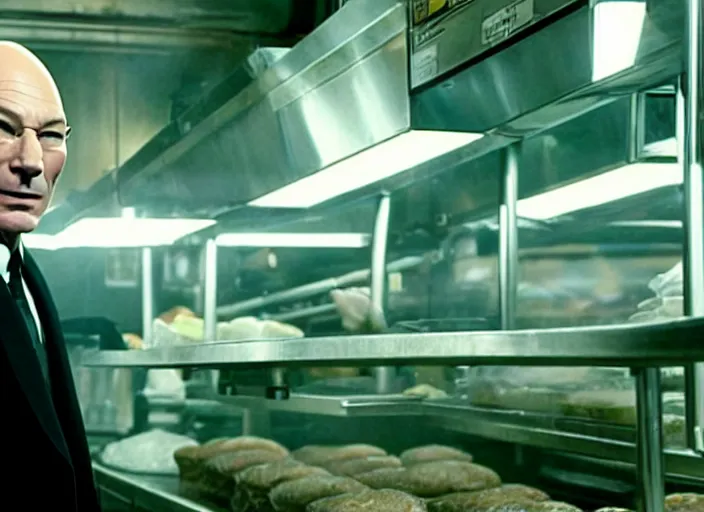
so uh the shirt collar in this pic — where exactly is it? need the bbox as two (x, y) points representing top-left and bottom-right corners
(0, 238), (23, 283)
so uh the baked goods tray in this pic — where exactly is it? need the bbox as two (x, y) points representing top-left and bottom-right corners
(422, 402), (704, 481)
(83, 316), (704, 369)
(93, 462), (226, 512)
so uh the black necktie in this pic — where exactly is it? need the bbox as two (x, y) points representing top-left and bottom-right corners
(8, 251), (50, 384)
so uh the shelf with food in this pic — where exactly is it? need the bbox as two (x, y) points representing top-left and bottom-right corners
(422, 402), (703, 481)
(84, 317), (704, 369)
(217, 393), (425, 417)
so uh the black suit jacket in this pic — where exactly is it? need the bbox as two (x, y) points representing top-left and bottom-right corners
(0, 250), (100, 511)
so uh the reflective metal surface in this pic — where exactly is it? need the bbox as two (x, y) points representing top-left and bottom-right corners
(85, 317), (704, 368)
(141, 248), (154, 347)
(411, 0), (683, 135)
(500, 144), (519, 329)
(634, 368), (665, 512)
(116, 0), (409, 211)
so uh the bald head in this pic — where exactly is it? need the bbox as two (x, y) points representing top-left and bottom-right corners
(0, 41), (68, 244)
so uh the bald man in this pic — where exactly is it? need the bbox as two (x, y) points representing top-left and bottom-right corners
(0, 42), (100, 510)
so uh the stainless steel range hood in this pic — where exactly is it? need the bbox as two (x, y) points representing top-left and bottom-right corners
(410, 0), (683, 135)
(113, 0), (685, 214)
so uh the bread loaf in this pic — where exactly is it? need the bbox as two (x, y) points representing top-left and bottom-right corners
(269, 475), (368, 512)
(665, 493), (704, 511)
(355, 460), (501, 498)
(322, 455), (402, 476)
(400, 445), (473, 466)
(483, 502), (581, 511)
(292, 445), (386, 466)
(200, 449), (287, 505)
(307, 489), (427, 511)
(232, 459), (330, 512)
(427, 484), (550, 512)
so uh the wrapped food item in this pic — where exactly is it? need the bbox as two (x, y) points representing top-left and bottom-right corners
(101, 429), (197, 475)
(171, 314), (205, 341)
(560, 390), (636, 425)
(200, 449), (287, 505)
(174, 436), (289, 482)
(322, 455), (402, 476)
(261, 320), (305, 338)
(232, 459), (330, 512)
(218, 316), (263, 341)
(665, 493), (704, 511)
(330, 287), (387, 334)
(159, 306), (197, 325)
(400, 445), (473, 466)
(355, 460), (501, 498)
(269, 475), (368, 512)
(122, 333), (143, 350)
(307, 489), (427, 511)
(426, 484), (550, 512)
(403, 384), (448, 399)
(292, 445), (386, 466)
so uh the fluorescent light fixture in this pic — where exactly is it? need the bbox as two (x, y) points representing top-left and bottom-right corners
(249, 130), (483, 208)
(23, 218), (215, 249)
(517, 162), (682, 220)
(610, 220), (683, 229)
(22, 233), (60, 251)
(216, 232), (370, 248)
(592, 1), (646, 82)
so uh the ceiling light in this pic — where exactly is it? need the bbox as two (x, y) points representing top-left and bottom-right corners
(24, 218), (215, 249)
(216, 232), (370, 248)
(592, 1), (646, 82)
(249, 130), (483, 208)
(517, 162), (682, 220)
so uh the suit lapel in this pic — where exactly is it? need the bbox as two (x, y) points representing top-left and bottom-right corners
(0, 253), (70, 461)
(23, 251), (81, 461)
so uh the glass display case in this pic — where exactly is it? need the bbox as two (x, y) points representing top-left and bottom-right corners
(24, 0), (703, 510)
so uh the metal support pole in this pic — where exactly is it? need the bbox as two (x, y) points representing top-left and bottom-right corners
(141, 248), (153, 347)
(682, 0), (704, 453)
(499, 144), (519, 330)
(203, 239), (219, 390)
(203, 239), (218, 342)
(633, 368), (665, 512)
(371, 192), (394, 394)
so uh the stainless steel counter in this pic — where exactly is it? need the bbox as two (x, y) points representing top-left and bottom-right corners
(84, 317), (704, 369)
(94, 462), (225, 512)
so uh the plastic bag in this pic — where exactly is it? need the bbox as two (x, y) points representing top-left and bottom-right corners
(144, 369), (186, 400)
(629, 262), (684, 323)
(330, 287), (387, 333)
(648, 261), (683, 298)
(101, 429), (197, 475)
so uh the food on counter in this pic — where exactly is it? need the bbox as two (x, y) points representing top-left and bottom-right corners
(269, 475), (368, 512)
(174, 436), (289, 482)
(426, 484), (550, 512)
(261, 319), (305, 338)
(199, 449), (287, 505)
(307, 489), (427, 511)
(101, 429), (197, 475)
(666, 493), (704, 511)
(355, 460), (501, 498)
(122, 333), (143, 350)
(322, 455), (403, 476)
(292, 444), (387, 466)
(403, 384), (448, 399)
(232, 459), (330, 512)
(171, 314), (206, 341)
(159, 306), (197, 325)
(560, 390), (637, 425)
(400, 445), (473, 466)
(330, 287), (387, 334)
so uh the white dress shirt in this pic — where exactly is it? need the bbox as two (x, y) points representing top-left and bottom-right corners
(0, 242), (44, 343)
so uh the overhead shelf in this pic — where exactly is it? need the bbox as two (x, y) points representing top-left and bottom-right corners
(84, 317), (704, 369)
(219, 393), (424, 417)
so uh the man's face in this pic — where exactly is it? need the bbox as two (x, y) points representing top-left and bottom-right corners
(0, 44), (68, 236)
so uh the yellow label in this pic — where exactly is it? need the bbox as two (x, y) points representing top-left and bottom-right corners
(428, 0), (447, 15)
